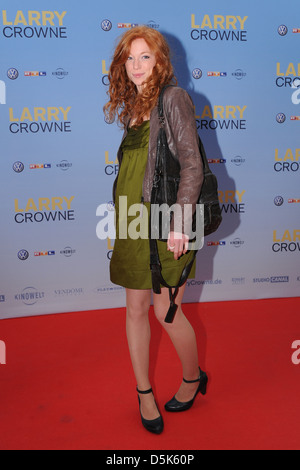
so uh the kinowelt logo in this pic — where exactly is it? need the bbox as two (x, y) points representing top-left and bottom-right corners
(1, 10), (67, 39)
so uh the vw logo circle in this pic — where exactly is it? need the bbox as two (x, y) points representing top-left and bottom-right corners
(18, 250), (29, 261)
(276, 113), (286, 124)
(101, 20), (112, 31)
(278, 25), (288, 36)
(7, 68), (19, 80)
(192, 68), (203, 80)
(13, 161), (25, 173)
(274, 196), (284, 207)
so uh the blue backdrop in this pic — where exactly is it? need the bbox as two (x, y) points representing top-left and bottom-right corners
(0, 0), (299, 319)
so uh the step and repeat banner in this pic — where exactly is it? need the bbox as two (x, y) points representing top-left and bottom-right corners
(0, 0), (299, 319)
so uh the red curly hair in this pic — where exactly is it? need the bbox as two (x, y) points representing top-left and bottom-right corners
(104, 26), (177, 128)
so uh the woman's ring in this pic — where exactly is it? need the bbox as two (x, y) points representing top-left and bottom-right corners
(169, 245), (176, 250)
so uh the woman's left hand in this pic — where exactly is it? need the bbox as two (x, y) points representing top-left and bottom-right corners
(167, 232), (190, 260)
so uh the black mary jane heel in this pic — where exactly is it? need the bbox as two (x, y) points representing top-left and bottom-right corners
(164, 367), (208, 412)
(137, 387), (164, 434)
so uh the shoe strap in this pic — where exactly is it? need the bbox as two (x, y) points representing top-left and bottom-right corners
(183, 368), (201, 384)
(137, 387), (153, 395)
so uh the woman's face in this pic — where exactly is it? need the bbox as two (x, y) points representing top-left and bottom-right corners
(125, 38), (157, 93)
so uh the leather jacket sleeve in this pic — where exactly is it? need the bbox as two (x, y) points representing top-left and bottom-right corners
(163, 87), (204, 237)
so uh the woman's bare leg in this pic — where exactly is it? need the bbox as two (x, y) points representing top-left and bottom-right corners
(126, 288), (160, 420)
(153, 284), (200, 402)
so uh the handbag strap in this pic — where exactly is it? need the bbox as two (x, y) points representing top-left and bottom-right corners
(149, 85), (198, 324)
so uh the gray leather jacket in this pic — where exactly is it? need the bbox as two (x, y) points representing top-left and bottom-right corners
(113, 86), (204, 234)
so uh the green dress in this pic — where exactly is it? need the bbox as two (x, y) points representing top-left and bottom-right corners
(110, 120), (196, 290)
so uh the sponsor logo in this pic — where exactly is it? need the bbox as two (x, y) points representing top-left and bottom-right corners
(34, 251), (55, 257)
(0, 295), (5, 302)
(17, 249), (29, 261)
(253, 276), (289, 283)
(7, 68), (19, 80)
(52, 68), (68, 79)
(15, 287), (45, 305)
(274, 196), (284, 206)
(24, 71), (46, 77)
(232, 69), (246, 80)
(207, 71), (227, 77)
(232, 277), (246, 285)
(231, 156), (246, 166)
(278, 25), (288, 36)
(13, 161), (25, 173)
(192, 68), (203, 80)
(207, 241), (226, 246)
(276, 113), (286, 124)
(54, 288), (84, 297)
(101, 19), (112, 31)
(60, 247), (76, 257)
(230, 238), (245, 248)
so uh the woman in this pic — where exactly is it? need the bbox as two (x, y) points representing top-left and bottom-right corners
(104, 26), (208, 435)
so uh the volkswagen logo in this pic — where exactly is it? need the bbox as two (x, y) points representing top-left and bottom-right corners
(278, 25), (288, 36)
(7, 68), (19, 80)
(101, 20), (112, 31)
(276, 113), (286, 124)
(18, 250), (29, 261)
(274, 196), (284, 207)
(192, 68), (203, 80)
(13, 161), (25, 173)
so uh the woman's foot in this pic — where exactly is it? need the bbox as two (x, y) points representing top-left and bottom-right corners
(137, 388), (164, 434)
(164, 368), (208, 412)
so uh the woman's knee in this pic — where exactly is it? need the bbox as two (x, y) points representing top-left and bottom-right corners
(126, 289), (151, 321)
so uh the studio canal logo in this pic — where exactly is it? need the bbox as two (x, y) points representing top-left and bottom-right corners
(15, 287), (45, 306)
(191, 13), (248, 42)
(9, 106), (72, 134)
(196, 105), (247, 130)
(1, 10), (67, 39)
(14, 196), (75, 224)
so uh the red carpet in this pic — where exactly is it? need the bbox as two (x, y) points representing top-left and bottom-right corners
(0, 298), (300, 450)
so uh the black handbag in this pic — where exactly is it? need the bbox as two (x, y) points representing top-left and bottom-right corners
(149, 85), (222, 323)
